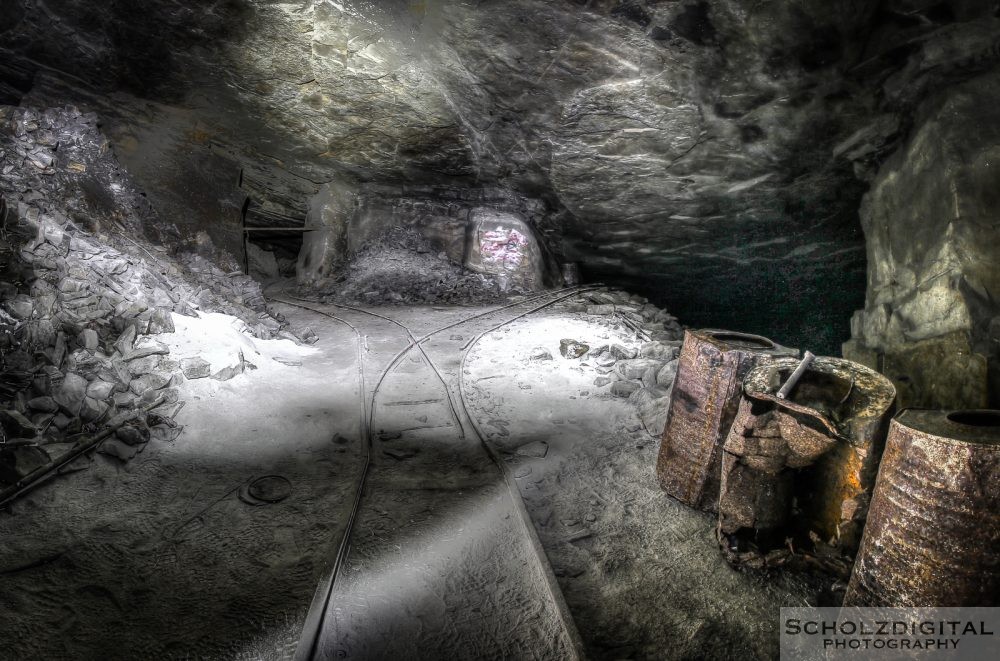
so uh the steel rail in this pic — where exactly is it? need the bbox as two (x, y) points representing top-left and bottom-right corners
(453, 289), (598, 659)
(272, 286), (599, 660)
(285, 286), (591, 443)
(266, 300), (370, 661)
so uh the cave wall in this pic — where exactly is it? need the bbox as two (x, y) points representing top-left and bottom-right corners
(3, 1), (1000, 361)
(845, 70), (1000, 408)
(296, 180), (355, 285)
(352, 186), (549, 261)
(104, 104), (247, 260)
(351, 185), (560, 286)
(0, 0), (889, 354)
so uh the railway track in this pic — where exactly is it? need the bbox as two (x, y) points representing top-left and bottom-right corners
(269, 287), (595, 661)
(269, 304), (372, 661)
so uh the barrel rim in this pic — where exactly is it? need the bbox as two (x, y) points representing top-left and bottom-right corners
(946, 409), (1000, 428)
(895, 408), (1000, 446)
(701, 329), (776, 350)
(745, 356), (896, 406)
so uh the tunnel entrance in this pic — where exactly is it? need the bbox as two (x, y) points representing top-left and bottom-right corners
(240, 196), (305, 280)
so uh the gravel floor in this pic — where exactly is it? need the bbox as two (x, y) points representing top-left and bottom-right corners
(1, 296), (829, 660)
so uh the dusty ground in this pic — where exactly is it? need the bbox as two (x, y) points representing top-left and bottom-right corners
(0, 303), (365, 659)
(282, 301), (579, 661)
(463, 307), (827, 660)
(1, 295), (825, 660)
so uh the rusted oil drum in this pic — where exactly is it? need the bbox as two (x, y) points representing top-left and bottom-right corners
(656, 329), (797, 511)
(844, 409), (1000, 606)
(717, 357), (896, 573)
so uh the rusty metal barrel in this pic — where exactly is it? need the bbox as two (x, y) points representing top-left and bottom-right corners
(844, 409), (1000, 606)
(656, 329), (797, 511)
(717, 357), (896, 573)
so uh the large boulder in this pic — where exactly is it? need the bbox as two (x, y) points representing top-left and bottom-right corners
(845, 70), (1000, 408)
(463, 208), (545, 291)
(247, 243), (280, 280)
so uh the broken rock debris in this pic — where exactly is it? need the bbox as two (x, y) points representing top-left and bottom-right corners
(0, 105), (298, 494)
(559, 339), (590, 359)
(309, 224), (511, 306)
(548, 289), (687, 437)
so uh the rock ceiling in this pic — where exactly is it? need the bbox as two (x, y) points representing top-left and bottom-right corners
(2, 0), (998, 351)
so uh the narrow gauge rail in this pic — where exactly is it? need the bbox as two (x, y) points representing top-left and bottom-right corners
(271, 287), (596, 660)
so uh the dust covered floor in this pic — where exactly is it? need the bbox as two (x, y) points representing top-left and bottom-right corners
(0, 295), (824, 660)
(0, 302), (364, 659)
(463, 310), (828, 660)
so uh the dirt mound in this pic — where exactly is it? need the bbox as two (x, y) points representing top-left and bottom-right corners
(309, 225), (512, 306)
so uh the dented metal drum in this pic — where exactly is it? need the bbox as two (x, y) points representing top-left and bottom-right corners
(717, 357), (896, 572)
(845, 410), (1000, 606)
(656, 329), (796, 511)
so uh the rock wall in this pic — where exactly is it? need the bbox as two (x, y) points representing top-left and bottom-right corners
(5, 1), (1000, 361)
(463, 208), (545, 292)
(352, 185), (552, 264)
(0, 0), (887, 353)
(845, 71), (1000, 408)
(0, 105), (311, 489)
(100, 103), (248, 260)
(350, 185), (561, 287)
(300, 187), (559, 304)
(296, 181), (355, 286)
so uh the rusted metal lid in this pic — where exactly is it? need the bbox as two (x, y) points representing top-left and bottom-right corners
(701, 329), (776, 350)
(239, 475), (293, 505)
(695, 329), (799, 357)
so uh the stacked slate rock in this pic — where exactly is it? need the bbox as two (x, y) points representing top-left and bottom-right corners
(572, 289), (684, 436)
(0, 105), (293, 489)
(0, 105), (288, 338)
(312, 225), (509, 306)
(176, 252), (298, 340)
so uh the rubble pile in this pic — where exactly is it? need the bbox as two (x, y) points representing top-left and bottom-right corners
(562, 288), (685, 436)
(0, 105), (294, 493)
(310, 225), (509, 306)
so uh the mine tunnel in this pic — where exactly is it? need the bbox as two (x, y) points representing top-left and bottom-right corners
(0, 1), (998, 659)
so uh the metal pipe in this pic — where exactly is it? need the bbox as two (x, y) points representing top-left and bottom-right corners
(0, 396), (165, 509)
(776, 350), (815, 399)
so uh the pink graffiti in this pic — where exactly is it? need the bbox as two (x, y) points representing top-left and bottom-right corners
(480, 228), (528, 270)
